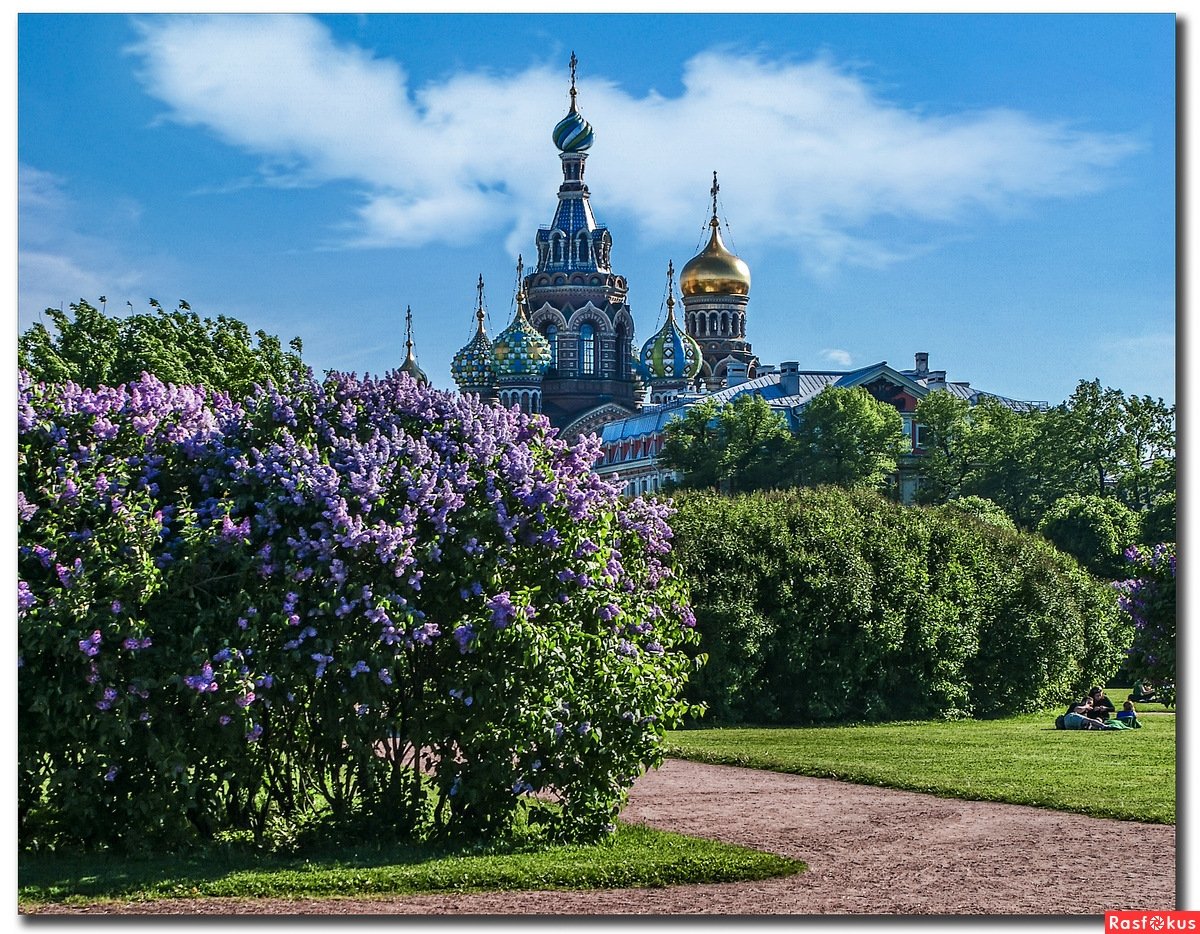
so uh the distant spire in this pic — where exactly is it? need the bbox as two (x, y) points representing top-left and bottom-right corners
(404, 305), (415, 356)
(474, 273), (486, 334)
(569, 51), (579, 112)
(514, 254), (529, 319)
(710, 170), (720, 229)
(666, 260), (677, 320)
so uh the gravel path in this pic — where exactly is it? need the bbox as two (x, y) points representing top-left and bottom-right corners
(25, 758), (1175, 916)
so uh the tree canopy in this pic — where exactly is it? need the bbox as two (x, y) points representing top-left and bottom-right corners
(19, 299), (306, 399)
(661, 387), (906, 494)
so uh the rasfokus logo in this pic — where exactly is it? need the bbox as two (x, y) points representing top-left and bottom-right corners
(1107, 913), (1197, 931)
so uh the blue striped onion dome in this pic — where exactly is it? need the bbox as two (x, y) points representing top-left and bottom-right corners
(640, 305), (702, 381)
(552, 107), (594, 153)
(491, 306), (551, 381)
(452, 326), (496, 392)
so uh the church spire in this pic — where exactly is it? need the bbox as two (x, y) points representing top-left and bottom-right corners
(398, 304), (429, 385)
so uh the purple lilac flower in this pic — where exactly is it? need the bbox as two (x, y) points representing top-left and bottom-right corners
(235, 692), (255, 708)
(453, 624), (475, 653)
(378, 668), (392, 686)
(18, 581), (35, 613)
(78, 630), (102, 657)
(104, 767), (119, 782)
(312, 653), (333, 678)
(184, 663), (218, 693)
(219, 715), (232, 726)
(349, 660), (370, 678)
(246, 723), (263, 742)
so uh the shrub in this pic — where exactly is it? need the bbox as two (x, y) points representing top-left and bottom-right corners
(19, 370), (699, 851)
(1036, 493), (1143, 579)
(1116, 544), (1177, 704)
(670, 487), (1128, 724)
(937, 495), (1017, 532)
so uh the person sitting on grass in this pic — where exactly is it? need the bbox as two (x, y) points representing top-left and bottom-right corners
(1088, 687), (1116, 721)
(1128, 679), (1157, 703)
(1116, 700), (1142, 729)
(1064, 697), (1107, 730)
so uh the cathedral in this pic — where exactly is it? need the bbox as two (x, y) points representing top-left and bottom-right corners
(443, 55), (763, 440)
(432, 56), (1043, 498)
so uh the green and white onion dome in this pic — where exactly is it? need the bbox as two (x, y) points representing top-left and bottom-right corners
(491, 304), (551, 381)
(639, 302), (702, 381)
(553, 106), (594, 153)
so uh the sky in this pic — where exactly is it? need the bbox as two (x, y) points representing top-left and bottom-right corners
(16, 11), (1176, 405)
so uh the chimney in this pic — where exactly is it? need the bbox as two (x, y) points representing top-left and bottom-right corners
(780, 361), (800, 397)
(914, 352), (929, 375)
(726, 361), (749, 387)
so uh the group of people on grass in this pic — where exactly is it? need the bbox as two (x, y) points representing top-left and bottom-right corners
(1058, 684), (1153, 731)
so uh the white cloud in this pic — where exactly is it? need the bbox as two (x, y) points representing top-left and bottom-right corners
(821, 348), (854, 367)
(126, 15), (1142, 274)
(18, 166), (145, 322)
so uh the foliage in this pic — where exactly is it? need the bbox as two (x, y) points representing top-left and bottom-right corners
(1115, 544), (1177, 704)
(660, 394), (792, 493)
(667, 710), (1175, 824)
(791, 386), (908, 491)
(913, 381), (1175, 531)
(18, 369), (700, 852)
(18, 821), (803, 906)
(661, 387), (906, 494)
(18, 299), (305, 399)
(669, 488), (1129, 725)
(1037, 493), (1143, 578)
(1140, 492), (1176, 545)
(936, 496), (1016, 532)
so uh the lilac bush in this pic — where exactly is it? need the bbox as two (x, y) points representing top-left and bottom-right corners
(1115, 543), (1176, 704)
(19, 369), (700, 850)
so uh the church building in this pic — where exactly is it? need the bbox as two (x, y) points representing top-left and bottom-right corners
(446, 56), (1045, 497)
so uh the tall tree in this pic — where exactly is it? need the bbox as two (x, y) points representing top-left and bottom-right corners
(912, 389), (974, 505)
(661, 394), (794, 494)
(792, 386), (907, 491)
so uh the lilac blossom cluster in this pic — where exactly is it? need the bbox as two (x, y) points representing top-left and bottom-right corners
(19, 367), (700, 847)
(1114, 543), (1176, 704)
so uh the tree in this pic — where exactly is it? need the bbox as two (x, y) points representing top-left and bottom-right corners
(19, 299), (305, 399)
(913, 390), (974, 505)
(661, 394), (793, 494)
(792, 386), (907, 491)
(1037, 493), (1143, 579)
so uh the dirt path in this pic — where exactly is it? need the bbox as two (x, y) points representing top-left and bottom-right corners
(26, 758), (1175, 916)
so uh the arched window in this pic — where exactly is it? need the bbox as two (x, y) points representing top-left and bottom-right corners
(544, 324), (558, 368)
(614, 322), (628, 379)
(578, 234), (589, 264)
(551, 235), (563, 264)
(721, 312), (729, 336)
(709, 312), (719, 335)
(580, 323), (595, 375)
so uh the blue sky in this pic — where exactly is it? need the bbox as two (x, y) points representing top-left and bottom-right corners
(17, 12), (1176, 405)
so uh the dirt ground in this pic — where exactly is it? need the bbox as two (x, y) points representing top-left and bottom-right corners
(25, 758), (1175, 916)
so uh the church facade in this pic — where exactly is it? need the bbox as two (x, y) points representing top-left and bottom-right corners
(446, 58), (1045, 496)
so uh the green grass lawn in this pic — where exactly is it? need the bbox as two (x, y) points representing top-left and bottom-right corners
(666, 709), (1175, 824)
(18, 822), (803, 907)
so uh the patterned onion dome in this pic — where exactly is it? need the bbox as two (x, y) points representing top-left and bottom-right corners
(553, 107), (594, 153)
(492, 301), (551, 381)
(681, 172), (751, 297)
(553, 53), (594, 153)
(640, 264), (702, 381)
(451, 277), (497, 392)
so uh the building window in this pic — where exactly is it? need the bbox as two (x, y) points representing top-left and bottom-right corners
(914, 425), (930, 450)
(578, 234), (589, 264)
(580, 323), (595, 375)
(551, 235), (563, 264)
(544, 324), (558, 367)
(615, 322), (628, 379)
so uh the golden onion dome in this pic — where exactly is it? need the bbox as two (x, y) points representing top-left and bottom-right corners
(680, 219), (751, 297)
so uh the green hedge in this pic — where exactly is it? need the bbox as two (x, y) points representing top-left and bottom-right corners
(671, 488), (1129, 723)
